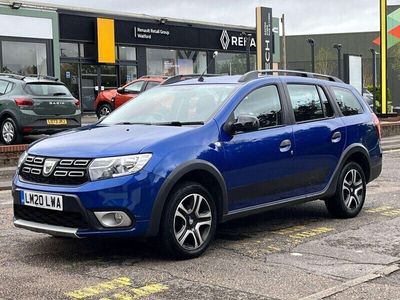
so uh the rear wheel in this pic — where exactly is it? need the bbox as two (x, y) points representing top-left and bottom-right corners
(96, 103), (112, 118)
(160, 182), (217, 259)
(325, 162), (366, 218)
(1, 118), (22, 145)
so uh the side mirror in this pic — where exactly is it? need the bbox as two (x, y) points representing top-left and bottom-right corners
(225, 115), (260, 134)
(117, 87), (124, 94)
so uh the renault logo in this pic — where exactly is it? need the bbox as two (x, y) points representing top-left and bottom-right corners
(42, 159), (59, 177)
(220, 30), (230, 50)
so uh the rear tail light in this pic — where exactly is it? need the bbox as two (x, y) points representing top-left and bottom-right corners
(372, 113), (381, 140)
(74, 99), (80, 108)
(15, 98), (33, 107)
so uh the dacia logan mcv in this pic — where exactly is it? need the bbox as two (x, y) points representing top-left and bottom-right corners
(13, 71), (382, 259)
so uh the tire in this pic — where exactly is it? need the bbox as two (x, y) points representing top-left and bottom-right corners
(96, 103), (112, 118)
(325, 162), (366, 218)
(1, 118), (22, 145)
(160, 182), (217, 259)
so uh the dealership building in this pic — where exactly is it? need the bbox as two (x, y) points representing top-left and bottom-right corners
(0, 2), (398, 111)
(0, 2), (269, 111)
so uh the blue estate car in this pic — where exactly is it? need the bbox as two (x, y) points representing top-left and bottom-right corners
(13, 70), (382, 259)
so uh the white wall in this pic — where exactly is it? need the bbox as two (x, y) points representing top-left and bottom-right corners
(0, 14), (52, 39)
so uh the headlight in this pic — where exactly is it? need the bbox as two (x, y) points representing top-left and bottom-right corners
(88, 154), (152, 181)
(17, 151), (28, 169)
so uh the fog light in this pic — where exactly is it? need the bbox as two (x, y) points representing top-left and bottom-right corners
(94, 211), (132, 228)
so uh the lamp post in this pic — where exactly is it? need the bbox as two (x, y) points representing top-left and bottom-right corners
(307, 38), (315, 73)
(241, 32), (253, 72)
(333, 43), (342, 79)
(369, 48), (377, 113)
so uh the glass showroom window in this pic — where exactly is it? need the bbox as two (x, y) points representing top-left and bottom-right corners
(60, 42), (79, 58)
(2, 41), (48, 75)
(118, 46), (137, 85)
(215, 52), (256, 75)
(146, 48), (206, 76)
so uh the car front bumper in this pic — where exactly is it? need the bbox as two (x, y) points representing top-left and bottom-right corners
(12, 169), (164, 238)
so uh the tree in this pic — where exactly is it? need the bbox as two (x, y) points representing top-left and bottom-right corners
(315, 47), (336, 75)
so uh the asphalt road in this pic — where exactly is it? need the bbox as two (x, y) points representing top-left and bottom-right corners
(1, 152), (400, 299)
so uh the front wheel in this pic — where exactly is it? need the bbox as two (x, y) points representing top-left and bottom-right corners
(325, 162), (366, 218)
(96, 103), (112, 118)
(160, 182), (217, 259)
(1, 118), (22, 145)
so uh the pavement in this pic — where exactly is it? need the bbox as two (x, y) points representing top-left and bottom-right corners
(0, 152), (400, 299)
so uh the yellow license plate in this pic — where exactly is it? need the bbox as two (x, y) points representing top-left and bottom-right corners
(47, 119), (67, 125)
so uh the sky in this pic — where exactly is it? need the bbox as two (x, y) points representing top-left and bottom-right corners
(23, 0), (400, 35)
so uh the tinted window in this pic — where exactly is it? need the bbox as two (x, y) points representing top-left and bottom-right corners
(0, 80), (8, 95)
(25, 83), (71, 96)
(288, 84), (324, 122)
(317, 86), (334, 117)
(234, 85), (282, 128)
(145, 81), (160, 91)
(124, 81), (144, 93)
(332, 87), (363, 116)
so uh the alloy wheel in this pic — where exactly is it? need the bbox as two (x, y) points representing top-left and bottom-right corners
(342, 169), (364, 210)
(173, 193), (212, 250)
(2, 121), (15, 144)
(99, 106), (111, 116)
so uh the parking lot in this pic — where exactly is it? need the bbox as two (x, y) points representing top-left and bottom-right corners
(0, 151), (398, 299)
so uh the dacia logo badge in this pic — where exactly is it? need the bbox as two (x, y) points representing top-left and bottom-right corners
(42, 159), (59, 177)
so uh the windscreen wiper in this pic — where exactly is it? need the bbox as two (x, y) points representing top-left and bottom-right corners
(53, 92), (67, 96)
(155, 121), (204, 126)
(114, 121), (153, 125)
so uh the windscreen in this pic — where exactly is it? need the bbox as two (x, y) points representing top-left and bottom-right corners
(102, 84), (237, 125)
(25, 83), (72, 97)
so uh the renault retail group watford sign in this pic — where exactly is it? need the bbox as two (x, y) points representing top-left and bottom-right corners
(256, 6), (273, 69)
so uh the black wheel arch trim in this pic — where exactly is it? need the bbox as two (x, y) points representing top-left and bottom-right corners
(146, 159), (228, 236)
(0, 109), (19, 125)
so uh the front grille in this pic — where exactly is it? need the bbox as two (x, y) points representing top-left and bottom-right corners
(14, 204), (89, 229)
(19, 155), (91, 185)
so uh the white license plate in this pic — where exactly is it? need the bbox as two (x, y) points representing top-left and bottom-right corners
(21, 190), (63, 211)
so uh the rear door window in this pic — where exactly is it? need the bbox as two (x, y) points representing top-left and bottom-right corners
(25, 83), (72, 97)
(287, 84), (325, 122)
(331, 87), (363, 116)
(145, 81), (160, 91)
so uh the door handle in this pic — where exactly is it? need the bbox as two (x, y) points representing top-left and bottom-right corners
(279, 139), (292, 152)
(331, 131), (342, 143)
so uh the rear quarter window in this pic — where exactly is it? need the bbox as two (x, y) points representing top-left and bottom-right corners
(331, 87), (363, 116)
(0, 80), (9, 95)
(25, 83), (72, 97)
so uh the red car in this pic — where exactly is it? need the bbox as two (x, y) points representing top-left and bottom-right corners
(94, 76), (167, 118)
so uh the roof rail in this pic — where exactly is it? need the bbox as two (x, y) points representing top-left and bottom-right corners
(139, 75), (169, 79)
(161, 74), (222, 85)
(24, 74), (59, 81)
(238, 69), (343, 83)
(0, 73), (25, 80)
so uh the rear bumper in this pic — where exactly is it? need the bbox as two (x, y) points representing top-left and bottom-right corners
(23, 124), (81, 135)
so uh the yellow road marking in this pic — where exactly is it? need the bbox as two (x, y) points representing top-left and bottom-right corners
(365, 205), (393, 213)
(101, 283), (169, 300)
(289, 227), (334, 239)
(381, 209), (400, 217)
(66, 277), (132, 299)
(273, 225), (306, 236)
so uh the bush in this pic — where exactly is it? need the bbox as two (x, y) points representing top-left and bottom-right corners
(367, 85), (392, 113)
